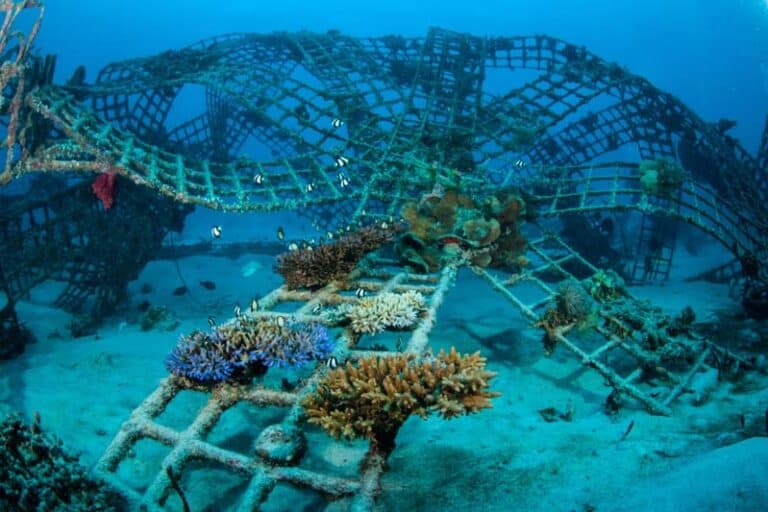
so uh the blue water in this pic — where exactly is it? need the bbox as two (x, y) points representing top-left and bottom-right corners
(39, 0), (768, 148)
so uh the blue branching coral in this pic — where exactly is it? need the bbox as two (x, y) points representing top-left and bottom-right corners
(165, 319), (334, 383)
(165, 330), (247, 383)
(249, 320), (334, 368)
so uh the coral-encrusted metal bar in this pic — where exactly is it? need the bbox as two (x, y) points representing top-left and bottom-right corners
(473, 226), (741, 416)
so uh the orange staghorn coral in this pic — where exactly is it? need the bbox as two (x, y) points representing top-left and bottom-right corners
(301, 348), (499, 457)
(275, 224), (401, 290)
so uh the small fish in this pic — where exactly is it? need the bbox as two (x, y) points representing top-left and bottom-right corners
(281, 377), (297, 391)
(326, 231), (334, 240)
(172, 285), (188, 296)
(765, 406), (768, 435)
(514, 159), (527, 168)
(234, 304), (241, 318)
(293, 103), (309, 121)
(211, 225), (222, 239)
(305, 182), (315, 193)
(380, 221), (388, 230)
(253, 173), (264, 185)
(331, 118), (344, 129)
(355, 287), (366, 298)
(334, 155), (349, 168)
(620, 419), (635, 441)
(276, 316), (286, 328)
(739, 413), (745, 430)
(395, 336), (404, 352)
(311, 303), (322, 314)
(338, 172), (350, 187)
(309, 238), (316, 245)
(288, 242), (299, 251)
(207, 316), (217, 329)
(199, 280), (216, 290)
(249, 298), (259, 312)
(294, 104), (310, 121)
(277, 226), (285, 240)
(326, 356), (338, 369)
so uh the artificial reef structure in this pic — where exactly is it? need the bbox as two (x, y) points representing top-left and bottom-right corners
(1, 1), (767, 509)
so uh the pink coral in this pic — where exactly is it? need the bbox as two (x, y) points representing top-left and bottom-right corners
(92, 173), (116, 210)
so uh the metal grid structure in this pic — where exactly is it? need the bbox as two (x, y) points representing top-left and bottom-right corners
(93, 240), (752, 510)
(94, 262), (456, 511)
(4, 23), (765, 286)
(477, 224), (751, 416)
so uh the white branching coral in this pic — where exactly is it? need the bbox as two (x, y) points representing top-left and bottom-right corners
(338, 290), (427, 334)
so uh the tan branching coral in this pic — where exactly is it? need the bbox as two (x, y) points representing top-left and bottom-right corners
(301, 348), (499, 456)
(275, 224), (401, 290)
(336, 290), (427, 334)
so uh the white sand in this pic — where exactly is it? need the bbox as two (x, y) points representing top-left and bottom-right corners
(2, 246), (767, 511)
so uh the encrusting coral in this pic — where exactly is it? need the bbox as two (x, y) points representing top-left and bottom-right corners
(397, 186), (528, 272)
(535, 281), (593, 355)
(638, 158), (687, 197)
(275, 224), (401, 290)
(301, 348), (499, 456)
(335, 290), (427, 334)
(166, 318), (334, 384)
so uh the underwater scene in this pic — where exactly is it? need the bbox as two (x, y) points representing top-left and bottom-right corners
(2, 0), (768, 510)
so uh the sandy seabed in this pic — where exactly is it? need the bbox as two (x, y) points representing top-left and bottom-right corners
(2, 245), (768, 512)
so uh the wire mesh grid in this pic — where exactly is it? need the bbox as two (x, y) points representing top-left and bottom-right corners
(94, 262), (457, 511)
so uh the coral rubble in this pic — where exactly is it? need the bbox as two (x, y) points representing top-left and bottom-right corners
(301, 348), (498, 456)
(336, 290), (427, 334)
(275, 224), (400, 290)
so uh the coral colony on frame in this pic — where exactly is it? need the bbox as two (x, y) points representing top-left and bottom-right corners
(1, 1), (768, 510)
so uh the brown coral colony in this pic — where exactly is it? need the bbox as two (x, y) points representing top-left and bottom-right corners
(397, 186), (528, 272)
(301, 348), (499, 457)
(275, 224), (400, 290)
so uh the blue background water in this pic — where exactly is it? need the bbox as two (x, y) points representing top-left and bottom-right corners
(38, 0), (768, 150)
(27, 0), (768, 246)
